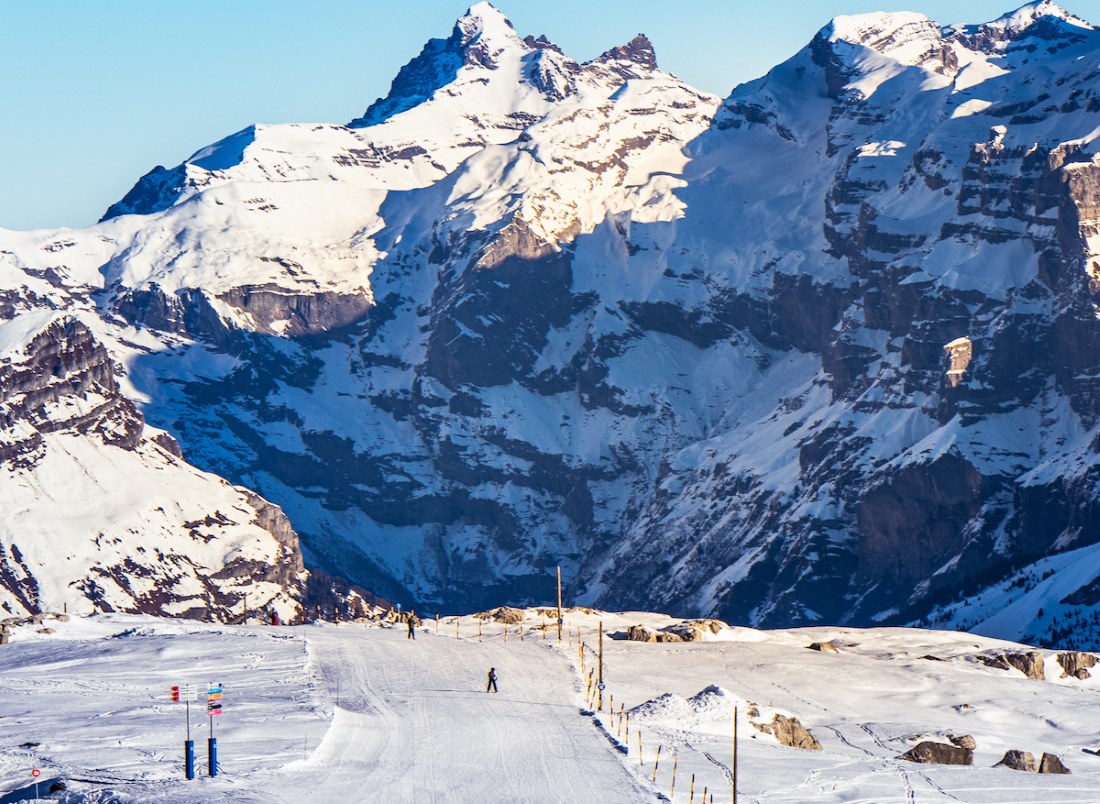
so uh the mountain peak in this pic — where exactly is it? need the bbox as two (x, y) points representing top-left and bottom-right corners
(350, 2), (525, 127)
(455, 1), (521, 48)
(460, 1), (511, 25)
(824, 10), (938, 51)
(982, 1), (1094, 34)
(594, 33), (658, 71)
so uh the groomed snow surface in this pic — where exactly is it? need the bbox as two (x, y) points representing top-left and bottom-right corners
(0, 611), (1097, 803)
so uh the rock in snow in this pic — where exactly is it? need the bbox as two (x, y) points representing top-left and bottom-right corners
(901, 740), (974, 765)
(996, 749), (1038, 772)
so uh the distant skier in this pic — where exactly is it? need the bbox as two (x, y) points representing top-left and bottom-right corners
(271, 610), (280, 626)
(486, 667), (498, 693)
(407, 613), (416, 640)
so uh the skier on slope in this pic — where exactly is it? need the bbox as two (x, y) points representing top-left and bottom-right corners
(407, 611), (416, 640)
(486, 667), (498, 693)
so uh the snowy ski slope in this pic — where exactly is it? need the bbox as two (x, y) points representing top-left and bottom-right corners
(0, 610), (1097, 802)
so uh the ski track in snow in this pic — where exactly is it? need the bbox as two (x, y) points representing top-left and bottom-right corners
(274, 627), (651, 803)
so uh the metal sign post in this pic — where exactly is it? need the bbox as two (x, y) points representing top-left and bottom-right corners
(171, 684), (198, 779)
(31, 768), (40, 799)
(207, 683), (223, 777)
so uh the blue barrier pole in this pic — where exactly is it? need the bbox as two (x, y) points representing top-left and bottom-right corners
(185, 740), (195, 780)
(208, 737), (218, 777)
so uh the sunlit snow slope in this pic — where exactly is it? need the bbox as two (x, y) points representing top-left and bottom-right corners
(0, 611), (1098, 803)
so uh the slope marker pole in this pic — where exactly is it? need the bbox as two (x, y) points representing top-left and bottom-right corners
(597, 620), (604, 712)
(556, 566), (563, 643)
(732, 705), (738, 804)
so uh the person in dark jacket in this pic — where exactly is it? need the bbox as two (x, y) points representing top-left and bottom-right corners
(486, 667), (498, 693)
(407, 614), (416, 640)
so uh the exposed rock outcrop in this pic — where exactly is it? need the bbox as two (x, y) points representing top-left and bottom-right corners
(625, 624), (658, 642)
(476, 606), (526, 624)
(754, 714), (823, 751)
(1056, 651), (1097, 679)
(949, 734), (976, 750)
(1039, 752), (1071, 774)
(900, 741), (973, 765)
(978, 651), (1046, 680)
(996, 749), (1037, 772)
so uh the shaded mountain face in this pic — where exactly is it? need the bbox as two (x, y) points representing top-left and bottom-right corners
(5, 2), (1100, 644)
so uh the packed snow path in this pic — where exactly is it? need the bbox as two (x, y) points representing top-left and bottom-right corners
(275, 626), (651, 803)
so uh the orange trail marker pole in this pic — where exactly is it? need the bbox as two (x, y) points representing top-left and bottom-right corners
(504, 623), (508, 642)
(638, 729), (644, 766)
(651, 744), (662, 782)
(478, 619), (482, 642)
(455, 618), (459, 638)
(670, 753), (678, 798)
(625, 711), (630, 744)
(690, 774), (695, 804)
(435, 613), (439, 635)
(617, 703), (625, 739)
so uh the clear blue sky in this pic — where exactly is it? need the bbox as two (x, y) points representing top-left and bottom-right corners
(1, 1), (1092, 231)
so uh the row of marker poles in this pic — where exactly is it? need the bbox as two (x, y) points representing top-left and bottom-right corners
(574, 626), (737, 804)
(640, 717), (735, 802)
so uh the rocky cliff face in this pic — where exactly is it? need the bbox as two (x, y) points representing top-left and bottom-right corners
(4, 2), (1100, 645)
(0, 313), (309, 620)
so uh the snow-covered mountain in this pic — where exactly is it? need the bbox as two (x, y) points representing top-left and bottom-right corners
(4, 2), (1100, 646)
(0, 312), (306, 620)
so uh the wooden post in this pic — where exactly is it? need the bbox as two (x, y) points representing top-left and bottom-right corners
(651, 744), (662, 782)
(597, 620), (604, 712)
(732, 705), (738, 804)
(670, 753), (678, 798)
(556, 566), (563, 643)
